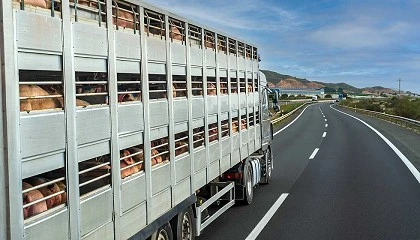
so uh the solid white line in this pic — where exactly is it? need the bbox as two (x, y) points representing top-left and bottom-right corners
(246, 193), (289, 240)
(322, 132), (327, 138)
(273, 105), (311, 136)
(331, 105), (420, 184)
(309, 148), (319, 159)
(325, 124), (328, 127)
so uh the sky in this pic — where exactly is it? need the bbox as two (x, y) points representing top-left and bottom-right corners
(144, 0), (420, 94)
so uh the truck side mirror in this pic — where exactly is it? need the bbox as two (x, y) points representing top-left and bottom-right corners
(273, 93), (279, 104)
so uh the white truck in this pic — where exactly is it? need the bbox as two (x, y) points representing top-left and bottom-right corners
(0, 0), (275, 239)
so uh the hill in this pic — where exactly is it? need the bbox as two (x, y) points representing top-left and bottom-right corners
(261, 69), (396, 94)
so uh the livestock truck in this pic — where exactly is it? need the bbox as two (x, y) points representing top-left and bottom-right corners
(0, 0), (275, 239)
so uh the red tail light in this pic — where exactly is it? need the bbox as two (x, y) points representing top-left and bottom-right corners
(223, 172), (242, 180)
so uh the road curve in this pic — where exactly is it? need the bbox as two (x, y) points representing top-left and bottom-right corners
(198, 103), (420, 240)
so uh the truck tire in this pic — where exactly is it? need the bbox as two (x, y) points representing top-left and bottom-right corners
(261, 148), (273, 185)
(150, 222), (174, 240)
(241, 166), (254, 205)
(172, 206), (195, 240)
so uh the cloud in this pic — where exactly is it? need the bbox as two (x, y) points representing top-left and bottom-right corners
(309, 18), (411, 49)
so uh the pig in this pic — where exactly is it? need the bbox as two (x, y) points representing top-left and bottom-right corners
(208, 124), (218, 142)
(22, 182), (48, 219)
(207, 83), (217, 96)
(20, 85), (62, 112)
(175, 141), (189, 156)
(26, 177), (62, 209)
(120, 149), (140, 179)
(232, 121), (239, 133)
(241, 119), (247, 130)
(13, 0), (51, 9)
(128, 147), (144, 171)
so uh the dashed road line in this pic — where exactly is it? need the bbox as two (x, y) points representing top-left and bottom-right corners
(322, 132), (327, 138)
(309, 148), (319, 159)
(325, 124), (328, 127)
(246, 193), (289, 240)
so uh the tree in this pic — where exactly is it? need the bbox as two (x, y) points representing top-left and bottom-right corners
(338, 88), (344, 94)
(325, 94), (332, 98)
(280, 94), (288, 99)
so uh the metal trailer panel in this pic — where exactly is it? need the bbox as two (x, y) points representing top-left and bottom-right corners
(253, 61), (258, 72)
(73, 23), (107, 57)
(20, 113), (65, 158)
(115, 32), (141, 60)
(231, 94), (239, 111)
(192, 117), (205, 129)
(149, 101), (169, 127)
(150, 126), (168, 141)
(74, 57), (107, 72)
(246, 71), (252, 79)
(229, 55), (237, 69)
(192, 97), (204, 119)
(120, 202), (147, 240)
(116, 60), (141, 73)
(240, 144), (249, 161)
(173, 178), (191, 205)
(149, 188), (172, 221)
(16, 11), (62, 52)
(220, 112), (228, 121)
(151, 162), (171, 195)
(118, 103), (144, 134)
(206, 67), (216, 77)
(249, 140), (255, 154)
(219, 69), (227, 77)
(205, 49), (216, 67)
(207, 96), (218, 114)
(208, 142), (220, 163)
(175, 155), (191, 182)
(22, 152), (65, 179)
(81, 221), (114, 240)
(208, 160), (219, 181)
(18, 52), (62, 71)
(254, 91), (259, 106)
(220, 154), (230, 173)
(218, 53), (228, 69)
(174, 99), (189, 123)
(193, 168), (206, 190)
(171, 42), (186, 65)
(191, 66), (202, 76)
(221, 137), (231, 156)
(174, 122), (188, 134)
(147, 38), (166, 62)
(80, 189), (113, 237)
(240, 93), (247, 108)
(172, 65), (186, 75)
(220, 95), (229, 113)
(78, 141), (110, 163)
(246, 59), (252, 71)
(121, 173), (146, 213)
(241, 129), (249, 145)
(238, 57), (245, 71)
(147, 62), (166, 75)
(24, 209), (69, 240)
(119, 132), (144, 150)
(232, 134), (240, 150)
(208, 114), (217, 124)
(76, 108), (111, 145)
(193, 147), (206, 171)
(190, 47), (203, 67)
(231, 149), (240, 166)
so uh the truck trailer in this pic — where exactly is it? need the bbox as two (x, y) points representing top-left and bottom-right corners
(0, 0), (275, 239)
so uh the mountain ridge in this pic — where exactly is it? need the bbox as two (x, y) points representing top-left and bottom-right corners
(261, 69), (396, 94)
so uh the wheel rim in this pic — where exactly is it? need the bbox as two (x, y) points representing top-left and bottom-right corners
(246, 169), (252, 197)
(181, 212), (192, 240)
(157, 229), (169, 240)
(267, 150), (272, 180)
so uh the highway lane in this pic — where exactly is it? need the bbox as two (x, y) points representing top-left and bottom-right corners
(258, 103), (420, 240)
(197, 103), (327, 240)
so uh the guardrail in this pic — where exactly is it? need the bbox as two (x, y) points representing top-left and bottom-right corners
(339, 105), (420, 133)
(271, 102), (309, 124)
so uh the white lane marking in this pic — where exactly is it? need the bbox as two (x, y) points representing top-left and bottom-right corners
(331, 105), (420, 184)
(325, 124), (328, 127)
(309, 148), (319, 159)
(246, 193), (289, 240)
(322, 132), (327, 138)
(273, 105), (311, 136)
(324, 119), (327, 122)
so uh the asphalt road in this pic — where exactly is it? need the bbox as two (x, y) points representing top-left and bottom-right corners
(197, 103), (420, 240)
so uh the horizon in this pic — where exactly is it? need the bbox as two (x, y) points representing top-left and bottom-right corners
(144, 0), (420, 94)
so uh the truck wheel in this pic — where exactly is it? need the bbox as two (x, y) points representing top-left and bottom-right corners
(242, 166), (254, 205)
(261, 148), (273, 185)
(150, 222), (174, 240)
(172, 206), (195, 240)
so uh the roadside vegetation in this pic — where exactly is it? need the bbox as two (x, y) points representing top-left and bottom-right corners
(340, 97), (420, 121)
(270, 103), (303, 120)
